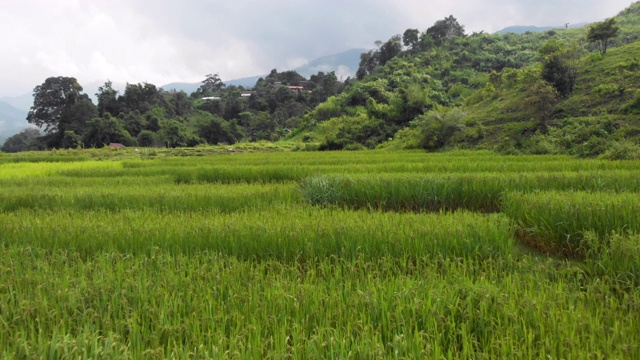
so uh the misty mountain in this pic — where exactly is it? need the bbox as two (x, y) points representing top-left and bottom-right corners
(495, 23), (587, 34)
(1, 92), (33, 113)
(294, 48), (365, 79)
(162, 48), (365, 93)
(0, 100), (29, 140)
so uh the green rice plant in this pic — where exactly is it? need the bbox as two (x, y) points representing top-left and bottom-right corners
(502, 191), (640, 256)
(299, 171), (640, 213)
(580, 231), (640, 287)
(0, 248), (638, 358)
(0, 207), (514, 261)
(0, 183), (300, 212)
(173, 165), (312, 184)
(0, 160), (120, 180)
(0, 155), (90, 164)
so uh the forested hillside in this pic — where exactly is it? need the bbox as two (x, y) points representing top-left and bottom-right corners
(4, 1), (640, 157)
(289, 1), (640, 158)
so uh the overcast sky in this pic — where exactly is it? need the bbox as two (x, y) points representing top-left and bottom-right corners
(0, 0), (634, 97)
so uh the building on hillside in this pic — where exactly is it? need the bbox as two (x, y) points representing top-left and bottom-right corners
(109, 143), (126, 149)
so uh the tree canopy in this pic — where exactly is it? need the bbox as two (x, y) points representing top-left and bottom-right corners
(587, 18), (620, 54)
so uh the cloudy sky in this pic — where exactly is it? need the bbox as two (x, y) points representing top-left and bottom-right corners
(0, 0), (633, 97)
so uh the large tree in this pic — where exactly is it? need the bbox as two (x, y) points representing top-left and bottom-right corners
(426, 15), (465, 46)
(27, 76), (85, 133)
(95, 80), (120, 117)
(402, 28), (420, 52)
(27, 76), (97, 148)
(0, 128), (41, 153)
(587, 18), (620, 54)
(198, 73), (225, 96)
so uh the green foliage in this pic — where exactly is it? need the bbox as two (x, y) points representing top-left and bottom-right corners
(319, 114), (385, 149)
(426, 15), (465, 46)
(414, 107), (466, 150)
(83, 114), (132, 148)
(2, 151), (640, 357)
(541, 45), (579, 97)
(136, 130), (157, 147)
(587, 18), (621, 54)
(599, 140), (640, 160)
(1, 128), (41, 153)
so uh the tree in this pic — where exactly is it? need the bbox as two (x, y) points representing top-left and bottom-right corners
(1, 128), (41, 153)
(159, 119), (188, 147)
(378, 35), (403, 66)
(96, 80), (120, 117)
(83, 114), (131, 148)
(198, 73), (225, 95)
(356, 50), (380, 80)
(118, 82), (163, 115)
(194, 112), (237, 144)
(540, 42), (580, 97)
(426, 15), (465, 46)
(414, 108), (466, 151)
(170, 91), (194, 116)
(587, 18), (620, 54)
(137, 130), (157, 147)
(402, 29), (420, 51)
(521, 80), (559, 131)
(27, 76), (86, 133)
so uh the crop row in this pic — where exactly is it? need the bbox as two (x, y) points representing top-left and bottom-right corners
(298, 171), (640, 212)
(1, 247), (637, 358)
(0, 183), (299, 212)
(0, 208), (513, 261)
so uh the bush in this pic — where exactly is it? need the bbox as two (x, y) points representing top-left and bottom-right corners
(414, 108), (466, 151)
(599, 140), (640, 160)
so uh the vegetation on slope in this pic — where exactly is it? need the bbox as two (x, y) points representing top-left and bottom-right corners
(3, 2), (640, 156)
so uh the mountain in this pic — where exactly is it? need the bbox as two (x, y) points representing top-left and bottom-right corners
(160, 82), (203, 94)
(1, 92), (33, 113)
(495, 23), (588, 34)
(294, 48), (365, 80)
(0, 100), (29, 140)
(161, 48), (365, 93)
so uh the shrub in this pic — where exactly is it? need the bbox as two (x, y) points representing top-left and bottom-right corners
(599, 140), (640, 160)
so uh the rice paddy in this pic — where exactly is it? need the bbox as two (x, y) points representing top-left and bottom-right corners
(0, 149), (639, 358)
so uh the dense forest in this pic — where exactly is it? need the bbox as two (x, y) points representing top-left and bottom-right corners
(4, 1), (640, 158)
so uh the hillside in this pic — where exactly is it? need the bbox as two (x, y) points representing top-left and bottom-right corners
(287, 1), (640, 158)
(4, 2), (640, 155)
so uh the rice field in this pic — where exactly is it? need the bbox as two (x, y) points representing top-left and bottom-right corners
(0, 149), (639, 358)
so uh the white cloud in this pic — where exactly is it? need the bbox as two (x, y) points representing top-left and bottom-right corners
(0, 0), (635, 97)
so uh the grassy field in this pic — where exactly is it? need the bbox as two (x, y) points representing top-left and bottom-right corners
(0, 149), (639, 358)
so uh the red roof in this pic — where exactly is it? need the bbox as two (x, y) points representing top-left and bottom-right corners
(109, 143), (126, 149)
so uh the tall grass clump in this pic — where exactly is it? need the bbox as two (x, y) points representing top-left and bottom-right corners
(299, 171), (640, 213)
(581, 231), (640, 288)
(502, 191), (640, 256)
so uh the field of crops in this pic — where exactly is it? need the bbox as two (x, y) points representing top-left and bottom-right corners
(0, 149), (639, 358)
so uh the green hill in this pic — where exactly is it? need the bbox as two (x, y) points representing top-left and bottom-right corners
(290, 1), (640, 158)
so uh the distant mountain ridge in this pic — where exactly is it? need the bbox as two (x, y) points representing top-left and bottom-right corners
(495, 23), (588, 34)
(161, 48), (365, 93)
(0, 100), (29, 141)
